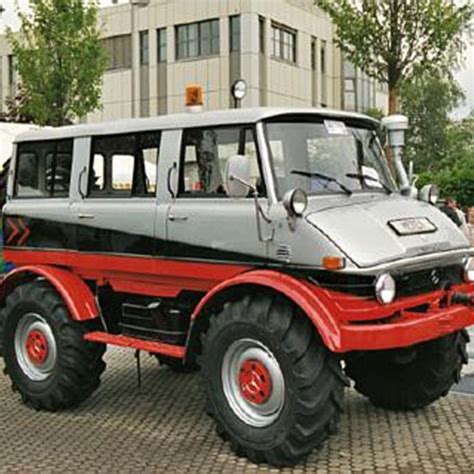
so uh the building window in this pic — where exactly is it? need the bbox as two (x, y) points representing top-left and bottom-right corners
(139, 30), (149, 65)
(8, 55), (16, 88)
(311, 38), (316, 71)
(321, 41), (326, 75)
(320, 40), (327, 106)
(311, 37), (317, 106)
(229, 15), (240, 52)
(176, 19), (219, 60)
(343, 59), (356, 111)
(103, 35), (132, 70)
(259, 17), (265, 54)
(157, 28), (167, 63)
(344, 79), (356, 111)
(271, 22), (296, 63)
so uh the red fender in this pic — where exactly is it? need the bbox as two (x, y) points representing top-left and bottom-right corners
(0, 265), (99, 321)
(190, 270), (342, 352)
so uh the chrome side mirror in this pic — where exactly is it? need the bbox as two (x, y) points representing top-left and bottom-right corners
(418, 184), (439, 205)
(225, 154), (251, 198)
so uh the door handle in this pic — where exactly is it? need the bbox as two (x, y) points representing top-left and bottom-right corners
(168, 214), (188, 222)
(78, 213), (95, 219)
(167, 162), (177, 199)
(78, 166), (87, 199)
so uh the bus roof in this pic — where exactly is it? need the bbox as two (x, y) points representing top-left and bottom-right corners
(14, 107), (378, 143)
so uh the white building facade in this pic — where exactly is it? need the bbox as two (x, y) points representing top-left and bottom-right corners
(0, 0), (387, 123)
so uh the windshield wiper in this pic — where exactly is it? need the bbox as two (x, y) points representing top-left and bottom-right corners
(291, 170), (352, 196)
(345, 173), (392, 194)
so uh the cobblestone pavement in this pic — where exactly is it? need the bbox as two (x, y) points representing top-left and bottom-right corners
(0, 347), (473, 473)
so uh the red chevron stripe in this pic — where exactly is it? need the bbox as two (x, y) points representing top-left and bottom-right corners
(17, 218), (30, 246)
(6, 218), (20, 244)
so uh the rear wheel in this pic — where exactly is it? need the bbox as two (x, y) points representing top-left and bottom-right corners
(1, 281), (106, 411)
(345, 330), (469, 410)
(200, 293), (346, 467)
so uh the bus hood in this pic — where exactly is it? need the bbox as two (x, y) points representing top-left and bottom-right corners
(306, 195), (469, 268)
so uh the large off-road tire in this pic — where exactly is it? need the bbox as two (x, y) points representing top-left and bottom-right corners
(1, 281), (106, 411)
(345, 330), (469, 411)
(200, 293), (346, 467)
(0, 307), (5, 357)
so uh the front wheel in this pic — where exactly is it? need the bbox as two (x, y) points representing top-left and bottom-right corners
(345, 330), (469, 411)
(200, 293), (346, 467)
(1, 281), (106, 411)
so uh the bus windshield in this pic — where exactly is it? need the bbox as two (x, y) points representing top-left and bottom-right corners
(264, 117), (397, 197)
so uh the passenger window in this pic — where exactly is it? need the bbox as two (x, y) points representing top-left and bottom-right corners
(91, 154), (105, 190)
(89, 131), (160, 197)
(112, 154), (134, 190)
(15, 140), (73, 198)
(179, 126), (263, 197)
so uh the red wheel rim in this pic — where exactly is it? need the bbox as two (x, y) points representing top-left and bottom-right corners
(238, 359), (272, 404)
(25, 329), (49, 365)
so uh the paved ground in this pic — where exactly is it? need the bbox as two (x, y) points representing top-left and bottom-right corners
(0, 345), (473, 473)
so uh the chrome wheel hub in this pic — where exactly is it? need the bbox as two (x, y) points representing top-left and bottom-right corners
(14, 313), (57, 381)
(222, 338), (285, 428)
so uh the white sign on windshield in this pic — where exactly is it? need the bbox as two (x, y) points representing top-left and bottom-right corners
(324, 120), (349, 136)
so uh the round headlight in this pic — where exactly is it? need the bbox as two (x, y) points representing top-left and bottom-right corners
(464, 257), (474, 283)
(429, 186), (439, 205)
(283, 188), (308, 217)
(375, 273), (396, 304)
(418, 184), (439, 205)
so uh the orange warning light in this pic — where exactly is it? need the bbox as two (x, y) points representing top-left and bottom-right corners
(322, 256), (345, 270)
(186, 84), (203, 107)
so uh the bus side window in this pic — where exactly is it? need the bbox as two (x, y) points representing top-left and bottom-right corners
(179, 126), (264, 197)
(15, 140), (73, 198)
(89, 131), (160, 197)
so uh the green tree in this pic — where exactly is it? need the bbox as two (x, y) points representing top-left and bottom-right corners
(416, 117), (474, 206)
(7, 0), (107, 126)
(400, 70), (465, 172)
(316, 0), (472, 113)
(364, 107), (385, 121)
(0, 84), (35, 123)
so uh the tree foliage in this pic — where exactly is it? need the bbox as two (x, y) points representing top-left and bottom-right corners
(400, 70), (465, 171)
(415, 117), (474, 207)
(0, 84), (35, 124)
(316, 0), (472, 113)
(7, 0), (107, 126)
(397, 70), (473, 206)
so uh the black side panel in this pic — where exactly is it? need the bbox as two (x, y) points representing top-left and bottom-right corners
(4, 215), (268, 264)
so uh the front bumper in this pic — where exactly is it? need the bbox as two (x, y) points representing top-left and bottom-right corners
(322, 283), (474, 352)
(339, 302), (473, 352)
